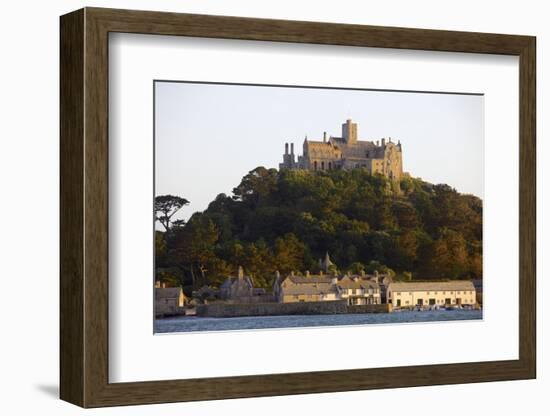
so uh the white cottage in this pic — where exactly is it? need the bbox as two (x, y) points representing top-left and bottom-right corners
(386, 281), (477, 308)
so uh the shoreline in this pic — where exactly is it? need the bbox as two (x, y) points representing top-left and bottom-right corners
(154, 309), (483, 333)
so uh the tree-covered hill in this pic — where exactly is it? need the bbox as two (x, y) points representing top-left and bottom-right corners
(155, 167), (482, 292)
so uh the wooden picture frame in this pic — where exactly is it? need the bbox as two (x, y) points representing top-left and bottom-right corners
(60, 7), (536, 408)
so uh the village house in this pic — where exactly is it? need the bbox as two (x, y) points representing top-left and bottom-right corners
(472, 279), (483, 306)
(154, 281), (187, 317)
(337, 275), (382, 305)
(273, 272), (339, 303)
(219, 266), (268, 303)
(386, 280), (477, 308)
(192, 285), (220, 302)
(273, 269), (383, 305)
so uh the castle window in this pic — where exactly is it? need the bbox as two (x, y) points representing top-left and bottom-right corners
(321, 161), (325, 170)
(314, 161), (318, 170)
(328, 162), (332, 170)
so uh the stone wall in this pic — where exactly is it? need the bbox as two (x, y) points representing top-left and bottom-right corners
(155, 305), (186, 318)
(196, 300), (391, 318)
(347, 304), (392, 314)
(216, 295), (275, 304)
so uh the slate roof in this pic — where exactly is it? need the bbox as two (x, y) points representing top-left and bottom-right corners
(155, 287), (184, 299)
(387, 281), (475, 292)
(282, 283), (338, 296)
(287, 275), (333, 284)
(220, 276), (254, 289)
(337, 276), (379, 290)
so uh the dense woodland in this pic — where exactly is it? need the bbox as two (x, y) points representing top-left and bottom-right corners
(155, 167), (482, 294)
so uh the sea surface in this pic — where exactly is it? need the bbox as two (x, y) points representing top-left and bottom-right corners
(154, 309), (482, 334)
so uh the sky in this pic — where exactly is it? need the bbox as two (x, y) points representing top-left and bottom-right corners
(155, 81), (483, 224)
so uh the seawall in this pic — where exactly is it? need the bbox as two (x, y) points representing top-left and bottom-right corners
(196, 301), (391, 318)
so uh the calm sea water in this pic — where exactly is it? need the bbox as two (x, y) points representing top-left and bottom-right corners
(154, 309), (482, 333)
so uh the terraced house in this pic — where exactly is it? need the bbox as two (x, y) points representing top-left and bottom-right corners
(386, 281), (477, 308)
(273, 271), (382, 305)
(337, 275), (381, 305)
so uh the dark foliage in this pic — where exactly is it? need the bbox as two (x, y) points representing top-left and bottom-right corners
(156, 167), (482, 292)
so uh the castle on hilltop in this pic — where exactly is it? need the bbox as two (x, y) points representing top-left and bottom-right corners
(279, 119), (404, 182)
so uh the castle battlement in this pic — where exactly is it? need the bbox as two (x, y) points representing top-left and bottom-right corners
(279, 119), (404, 181)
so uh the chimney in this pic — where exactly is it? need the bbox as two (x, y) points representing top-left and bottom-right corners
(305, 270), (310, 278)
(285, 143), (289, 155)
(155, 280), (160, 288)
(162, 282), (166, 289)
(381, 138), (386, 146)
(238, 266), (244, 280)
(331, 276), (338, 285)
(323, 131), (327, 143)
(290, 143), (294, 155)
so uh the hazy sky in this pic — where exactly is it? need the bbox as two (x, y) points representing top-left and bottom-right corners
(155, 81), (483, 224)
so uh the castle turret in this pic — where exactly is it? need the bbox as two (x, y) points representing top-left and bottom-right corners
(342, 119), (358, 144)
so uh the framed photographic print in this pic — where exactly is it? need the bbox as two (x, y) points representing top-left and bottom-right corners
(60, 7), (536, 408)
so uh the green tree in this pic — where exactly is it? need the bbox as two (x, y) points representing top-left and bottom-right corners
(173, 214), (220, 288)
(347, 262), (365, 274)
(156, 167), (483, 287)
(273, 233), (307, 275)
(154, 195), (189, 231)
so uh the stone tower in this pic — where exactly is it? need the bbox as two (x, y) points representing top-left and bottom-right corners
(342, 119), (358, 144)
